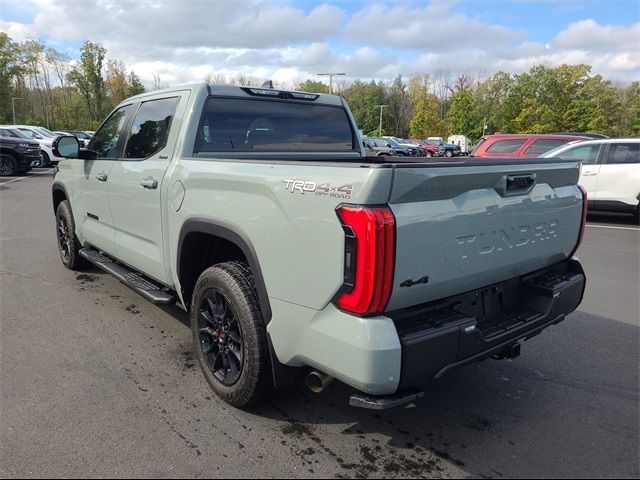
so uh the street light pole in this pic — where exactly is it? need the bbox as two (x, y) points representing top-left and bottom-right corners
(376, 104), (388, 137)
(316, 72), (346, 94)
(12, 97), (21, 125)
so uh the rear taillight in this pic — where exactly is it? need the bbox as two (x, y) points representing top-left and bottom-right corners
(335, 205), (395, 316)
(570, 185), (588, 257)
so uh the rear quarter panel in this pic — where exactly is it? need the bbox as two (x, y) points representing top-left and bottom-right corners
(167, 159), (394, 310)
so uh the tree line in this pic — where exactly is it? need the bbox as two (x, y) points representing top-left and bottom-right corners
(1, 33), (638, 139)
(297, 66), (640, 140)
(0, 33), (145, 129)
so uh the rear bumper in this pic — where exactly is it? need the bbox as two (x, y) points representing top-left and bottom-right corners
(270, 258), (585, 397)
(391, 258), (585, 390)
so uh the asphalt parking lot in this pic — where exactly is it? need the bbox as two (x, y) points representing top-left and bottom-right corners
(1, 169), (638, 479)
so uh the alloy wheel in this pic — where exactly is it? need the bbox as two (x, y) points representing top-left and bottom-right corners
(197, 289), (244, 386)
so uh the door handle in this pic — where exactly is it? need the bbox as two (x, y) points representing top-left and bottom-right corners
(140, 178), (158, 189)
(95, 172), (108, 182)
(582, 172), (598, 176)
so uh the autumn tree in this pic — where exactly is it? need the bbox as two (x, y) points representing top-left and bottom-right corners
(408, 75), (443, 138)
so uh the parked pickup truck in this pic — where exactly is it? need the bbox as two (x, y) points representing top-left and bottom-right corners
(0, 128), (40, 175)
(51, 84), (587, 409)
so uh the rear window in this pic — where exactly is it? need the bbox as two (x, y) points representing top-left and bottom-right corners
(486, 139), (526, 153)
(195, 97), (355, 153)
(525, 139), (568, 156)
(606, 143), (640, 164)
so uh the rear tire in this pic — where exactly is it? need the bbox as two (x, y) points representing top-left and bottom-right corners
(55, 200), (86, 270)
(0, 154), (18, 176)
(445, 149), (453, 157)
(191, 262), (273, 408)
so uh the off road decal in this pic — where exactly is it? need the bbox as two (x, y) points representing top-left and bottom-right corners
(283, 180), (353, 199)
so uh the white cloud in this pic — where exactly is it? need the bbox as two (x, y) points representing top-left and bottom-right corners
(553, 19), (640, 52)
(344, 3), (526, 52)
(1, 1), (637, 87)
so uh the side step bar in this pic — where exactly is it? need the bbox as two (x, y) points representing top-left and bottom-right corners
(79, 247), (176, 305)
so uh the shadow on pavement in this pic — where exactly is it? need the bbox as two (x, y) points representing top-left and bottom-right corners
(158, 295), (639, 478)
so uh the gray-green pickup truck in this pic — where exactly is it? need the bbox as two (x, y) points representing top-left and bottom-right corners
(51, 83), (587, 409)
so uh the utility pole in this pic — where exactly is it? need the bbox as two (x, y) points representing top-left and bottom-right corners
(317, 72), (346, 94)
(11, 98), (21, 125)
(376, 105), (388, 137)
(482, 116), (487, 136)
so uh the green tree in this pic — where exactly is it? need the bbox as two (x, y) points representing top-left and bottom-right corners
(408, 75), (443, 138)
(127, 72), (145, 97)
(67, 40), (106, 122)
(0, 33), (24, 122)
(446, 89), (477, 137)
(296, 79), (329, 94)
(344, 80), (386, 135)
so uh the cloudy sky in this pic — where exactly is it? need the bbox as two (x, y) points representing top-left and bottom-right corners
(1, 0), (639, 88)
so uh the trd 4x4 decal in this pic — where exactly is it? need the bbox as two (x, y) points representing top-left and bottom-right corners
(283, 180), (353, 199)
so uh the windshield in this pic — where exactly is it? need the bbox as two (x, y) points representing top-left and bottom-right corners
(470, 138), (486, 156)
(1, 128), (30, 139)
(34, 127), (56, 138)
(538, 141), (583, 158)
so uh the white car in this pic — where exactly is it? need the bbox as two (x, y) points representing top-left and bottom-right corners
(541, 138), (640, 223)
(4, 125), (65, 166)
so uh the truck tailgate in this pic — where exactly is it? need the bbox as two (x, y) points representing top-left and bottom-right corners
(387, 160), (583, 311)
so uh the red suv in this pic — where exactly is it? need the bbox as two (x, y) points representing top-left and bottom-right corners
(471, 134), (590, 158)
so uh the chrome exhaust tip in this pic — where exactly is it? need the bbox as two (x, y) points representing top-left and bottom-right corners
(306, 370), (334, 394)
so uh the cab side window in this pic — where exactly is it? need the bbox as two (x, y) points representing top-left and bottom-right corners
(90, 104), (134, 159)
(607, 143), (640, 164)
(125, 97), (179, 159)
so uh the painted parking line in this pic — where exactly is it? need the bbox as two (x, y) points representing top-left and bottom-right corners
(586, 224), (640, 232)
(0, 168), (55, 186)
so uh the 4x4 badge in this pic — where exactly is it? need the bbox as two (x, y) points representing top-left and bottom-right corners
(283, 180), (353, 199)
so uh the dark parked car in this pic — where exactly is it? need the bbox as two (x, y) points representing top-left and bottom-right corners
(363, 138), (396, 156)
(0, 129), (41, 175)
(424, 138), (460, 157)
(379, 137), (421, 156)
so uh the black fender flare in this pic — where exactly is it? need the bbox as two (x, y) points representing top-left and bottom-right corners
(52, 182), (70, 215)
(177, 218), (272, 323)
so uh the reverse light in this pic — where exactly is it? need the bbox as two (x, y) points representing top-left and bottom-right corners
(335, 205), (395, 316)
(570, 185), (588, 257)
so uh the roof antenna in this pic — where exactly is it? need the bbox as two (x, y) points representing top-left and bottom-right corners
(261, 80), (274, 89)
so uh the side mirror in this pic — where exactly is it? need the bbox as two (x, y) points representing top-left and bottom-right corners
(52, 135), (80, 158)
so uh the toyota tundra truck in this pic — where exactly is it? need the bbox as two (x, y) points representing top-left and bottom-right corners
(51, 83), (587, 409)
